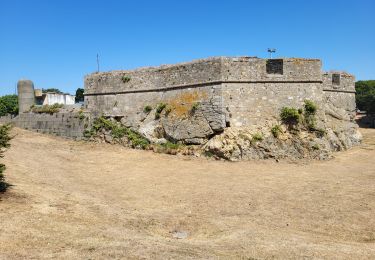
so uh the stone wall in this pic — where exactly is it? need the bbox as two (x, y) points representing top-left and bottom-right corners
(0, 112), (85, 140)
(85, 57), (325, 136)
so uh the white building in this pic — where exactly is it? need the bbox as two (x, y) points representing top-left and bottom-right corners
(35, 90), (75, 106)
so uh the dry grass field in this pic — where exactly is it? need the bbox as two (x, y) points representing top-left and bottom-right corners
(0, 127), (374, 259)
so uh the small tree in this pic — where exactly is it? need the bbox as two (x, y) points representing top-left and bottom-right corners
(0, 95), (19, 117)
(75, 88), (84, 103)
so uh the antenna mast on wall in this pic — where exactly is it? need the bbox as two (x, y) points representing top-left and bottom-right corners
(97, 53), (100, 73)
(267, 48), (276, 59)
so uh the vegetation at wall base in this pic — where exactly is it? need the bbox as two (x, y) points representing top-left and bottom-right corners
(31, 103), (64, 114)
(0, 95), (19, 117)
(88, 117), (150, 149)
(271, 125), (282, 138)
(0, 124), (12, 192)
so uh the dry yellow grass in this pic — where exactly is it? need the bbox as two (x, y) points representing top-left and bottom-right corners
(0, 127), (374, 259)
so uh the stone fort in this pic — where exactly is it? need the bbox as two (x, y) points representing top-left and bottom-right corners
(1, 56), (360, 159)
(83, 56), (357, 144)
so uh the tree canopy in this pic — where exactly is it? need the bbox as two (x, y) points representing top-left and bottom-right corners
(355, 80), (375, 114)
(75, 88), (84, 103)
(42, 88), (63, 94)
(0, 95), (18, 117)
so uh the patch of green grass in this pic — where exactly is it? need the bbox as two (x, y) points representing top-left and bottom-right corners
(88, 117), (150, 149)
(252, 132), (263, 142)
(271, 125), (282, 138)
(32, 103), (64, 114)
(191, 102), (199, 113)
(78, 110), (85, 120)
(155, 103), (167, 119)
(143, 105), (152, 114)
(121, 75), (131, 83)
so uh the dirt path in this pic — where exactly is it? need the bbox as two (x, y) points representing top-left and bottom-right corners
(1, 127), (374, 259)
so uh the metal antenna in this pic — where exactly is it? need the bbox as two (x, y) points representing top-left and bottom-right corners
(267, 48), (276, 58)
(96, 53), (100, 72)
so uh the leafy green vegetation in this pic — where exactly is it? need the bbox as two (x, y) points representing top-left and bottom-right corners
(312, 144), (320, 150)
(77, 109), (85, 120)
(271, 125), (282, 138)
(143, 105), (152, 113)
(191, 102), (199, 113)
(280, 107), (300, 125)
(121, 75), (131, 83)
(0, 95), (18, 117)
(155, 103), (167, 119)
(0, 124), (11, 192)
(252, 132), (263, 142)
(42, 88), (63, 94)
(356, 80), (375, 114)
(75, 88), (84, 103)
(31, 103), (64, 114)
(88, 117), (150, 149)
(303, 100), (317, 130)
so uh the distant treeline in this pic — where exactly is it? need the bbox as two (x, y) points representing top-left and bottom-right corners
(355, 80), (375, 114)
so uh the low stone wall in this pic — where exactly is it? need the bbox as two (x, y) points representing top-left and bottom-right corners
(0, 112), (86, 140)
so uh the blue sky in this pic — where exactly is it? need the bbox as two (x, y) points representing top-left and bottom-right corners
(0, 0), (374, 95)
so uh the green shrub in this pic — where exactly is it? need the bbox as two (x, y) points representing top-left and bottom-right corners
(156, 103), (167, 113)
(155, 103), (167, 119)
(271, 125), (282, 138)
(252, 132), (263, 142)
(312, 144), (320, 150)
(78, 110), (85, 120)
(191, 102), (199, 113)
(88, 117), (150, 149)
(32, 103), (64, 114)
(280, 107), (300, 125)
(121, 75), (131, 83)
(304, 100), (317, 115)
(0, 95), (18, 117)
(303, 100), (318, 131)
(143, 105), (152, 113)
(0, 124), (11, 192)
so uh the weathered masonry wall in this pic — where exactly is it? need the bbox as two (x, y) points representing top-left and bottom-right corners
(220, 57), (323, 126)
(0, 113), (85, 140)
(83, 56), (359, 145)
(85, 57), (324, 129)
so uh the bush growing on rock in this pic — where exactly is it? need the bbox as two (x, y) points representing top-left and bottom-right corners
(143, 105), (152, 114)
(271, 125), (282, 138)
(155, 103), (167, 119)
(88, 117), (150, 149)
(280, 107), (300, 125)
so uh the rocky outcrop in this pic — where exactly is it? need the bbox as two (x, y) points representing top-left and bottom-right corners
(203, 123), (361, 161)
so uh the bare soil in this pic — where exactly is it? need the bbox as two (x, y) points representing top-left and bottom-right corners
(1, 127), (375, 259)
